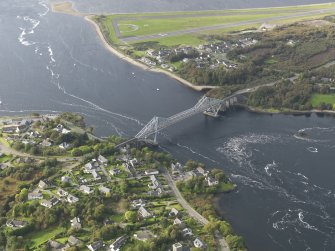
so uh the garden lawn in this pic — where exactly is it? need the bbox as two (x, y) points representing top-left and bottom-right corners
(311, 94), (335, 107)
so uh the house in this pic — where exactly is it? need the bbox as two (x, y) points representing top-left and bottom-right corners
(172, 242), (184, 251)
(6, 219), (27, 229)
(182, 228), (193, 237)
(131, 199), (146, 209)
(70, 217), (82, 230)
(169, 208), (179, 217)
(129, 158), (138, 168)
(134, 230), (156, 242)
(61, 176), (71, 183)
(98, 155), (108, 165)
(149, 175), (160, 189)
(41, 197), (59, 208)
(59, 142), (69, 149)
(206, 177), (219, 186)
(2, 125), (18, 133)
(61, 128), (71, 134)
(173, 218), (185, 227)
(55, 124), (64, 132)
(193, 238), (205, 248)
(171, 162), (183, 174)
(147, 187), (163, 196)
(138, 206), (151, 219)
(28, 189), (43, 200)
(68, 236), (82, 246)
(110, 168), (121, 176)
(99, 186), (110, 196)
(47, 240), (66, 251)
(110, 235), (128, 251)
(79, 185), (92, 194)
(145, 169), (159, 175)
(67, 194), (79, 204)
(57, 188), (68, 197)
(87, 240), (105, 251)
(91, 170), (101, 180)
(40, 139), (52, 147)
(196, 167), (208, 176)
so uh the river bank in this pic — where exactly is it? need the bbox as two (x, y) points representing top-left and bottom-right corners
(237, 104), (335, 116)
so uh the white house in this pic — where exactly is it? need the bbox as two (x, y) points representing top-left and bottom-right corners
(79, 185), (92, 194)
(194, 238), (205, 248)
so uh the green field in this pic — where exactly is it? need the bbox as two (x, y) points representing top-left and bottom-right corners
(28, 227), (65, 248)
(96, 2), (335, 47)
(118, 13), (285, 37)
(311, 94), (335, 107)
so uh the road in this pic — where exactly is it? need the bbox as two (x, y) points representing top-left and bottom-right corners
(118, 7), (335, 43)
(163, 168), (230, 251)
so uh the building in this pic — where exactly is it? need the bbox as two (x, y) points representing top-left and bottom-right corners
(79, 185), (92, 194)
(70, 217), (82, 230)
(40, 197), (59, 208)
(206, 177), (219, 186)
(169, 208), (179, 217)
(138, 206), (151, 219)
(172, 242), (184, 251)
(110, 168), (121, 175)
(59, 142), (70, 149)
(145, 169), (159, 175)
(61, 176), (71, 183)
(28, 189), (43, 200)
(98, 155), (108, 165)
(173, 218), (185, 227)
(91, 170), (101, 180)
(182, 228), (193, 237)
(6, 219), (27, 229)
(68, 236), (82, 246)
(196, 167), (208, 176)
(131, 199), (146, 208)
(193, 238), (205, 248)
(87, 240), (105, 251)
(67, 194), (79, 204)
(149, 175), (160, 189)
(110, 235), (127, 251)
(38, 179), (51, 189)
(57, 188), (68, 197)
(99, 186), (110, 196)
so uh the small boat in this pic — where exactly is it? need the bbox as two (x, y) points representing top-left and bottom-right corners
(156, 88), (160, 91)
(0, 100), (2, 105)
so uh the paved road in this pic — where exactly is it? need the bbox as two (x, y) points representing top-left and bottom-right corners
(163, 168), (230, 251)
(119, 7), (335, 43)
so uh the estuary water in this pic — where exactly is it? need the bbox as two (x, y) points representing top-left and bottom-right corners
(0, 0), (334, 250)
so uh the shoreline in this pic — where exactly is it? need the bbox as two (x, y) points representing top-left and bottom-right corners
(237, 104), (335, 116)
(84, 15), (216, 92)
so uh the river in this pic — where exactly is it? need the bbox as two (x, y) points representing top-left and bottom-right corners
(0, 0), (334, 250)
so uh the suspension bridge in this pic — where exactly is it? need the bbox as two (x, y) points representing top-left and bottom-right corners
(115, 93), (241, 148)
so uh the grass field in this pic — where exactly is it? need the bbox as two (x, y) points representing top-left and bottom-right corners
(96, 2), (335, 48)
(118, 13), (285, 37)
(28, 227), (65, 248)
(311, 94), (335, 107)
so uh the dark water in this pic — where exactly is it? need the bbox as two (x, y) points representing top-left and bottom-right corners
(1, 0), (335, 250)
(69, 0), (333, 13)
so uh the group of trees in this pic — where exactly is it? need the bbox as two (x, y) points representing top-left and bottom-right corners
(247, 80), (314, 110)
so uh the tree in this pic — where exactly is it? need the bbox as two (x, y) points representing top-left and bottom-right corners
(125, 211), (137, 223)
(17, 188), (28, 202)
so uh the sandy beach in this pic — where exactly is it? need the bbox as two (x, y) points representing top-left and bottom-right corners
(51, 2), (217, 92)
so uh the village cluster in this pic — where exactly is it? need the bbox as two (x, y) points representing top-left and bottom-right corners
(138, 38), (258, 71)
(0, 115), (226, 250)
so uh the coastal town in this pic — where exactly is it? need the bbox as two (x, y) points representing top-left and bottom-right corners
(0, 113), (243, 251)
